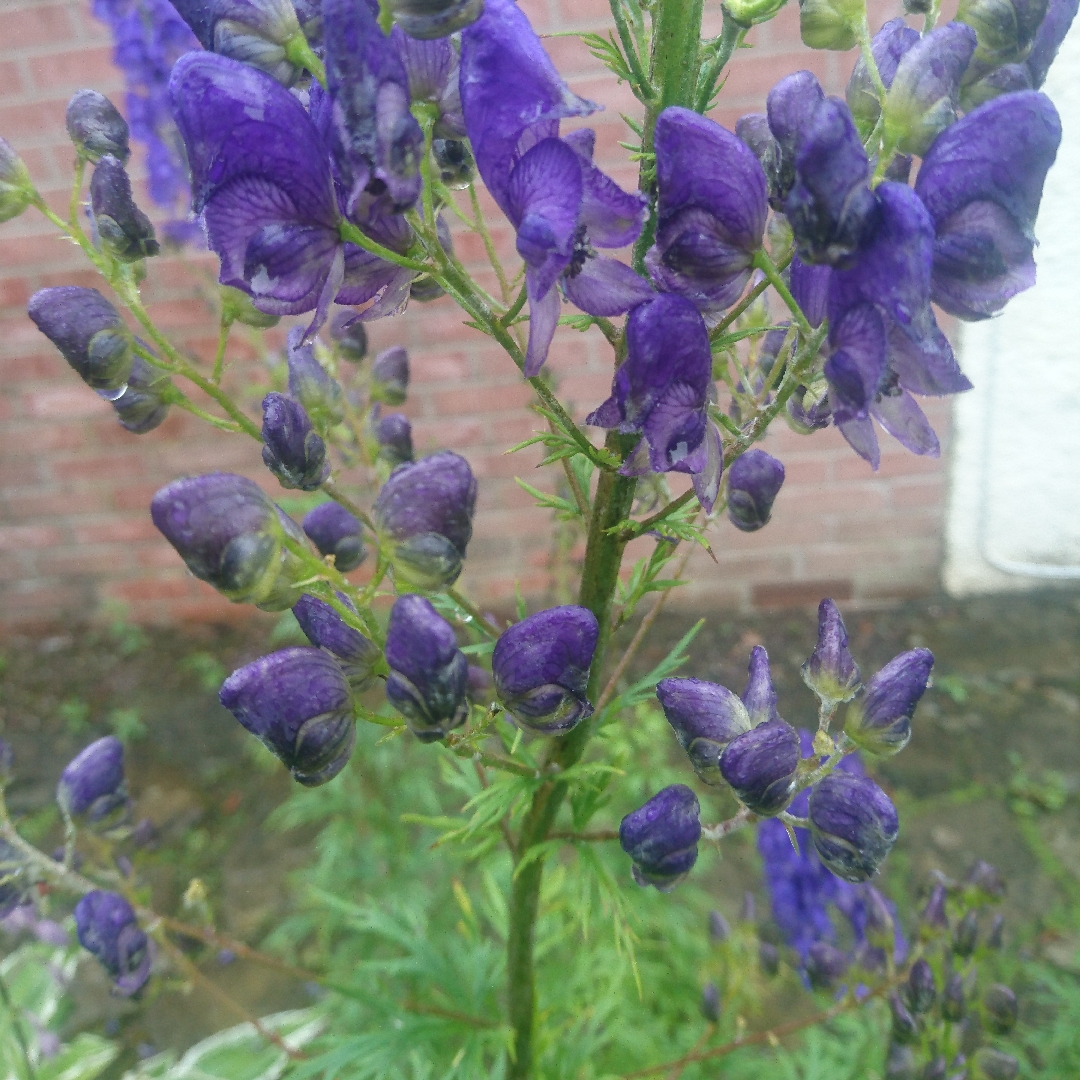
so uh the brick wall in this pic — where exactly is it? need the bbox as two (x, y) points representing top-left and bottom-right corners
(0, 0), (951, 632)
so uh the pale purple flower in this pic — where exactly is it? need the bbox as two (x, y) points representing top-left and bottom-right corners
(844, 648), (934, 756)
(75, 891), (151, 996)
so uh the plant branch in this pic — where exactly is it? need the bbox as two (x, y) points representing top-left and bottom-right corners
(469, 182), (513, 305)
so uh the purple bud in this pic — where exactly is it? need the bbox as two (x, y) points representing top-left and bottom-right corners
(185, 0), (305, 85)
(742, 645), (780, 726)
(906, 957), (937, 1013)
(385, 595), (468, 742)
(972, 1049), (1019, 1080)
(261, 393), (330, 492)
(287, 327), (344, 429)
(1027, 0), (1080, 87)
(292, 593), (380, 691)
(983, 983), (1018, 1034)
(802, 599), (862, 705)
(786, 382), (831, 433)
(375, 411), (414, 465)
(845, 647), (933, 757)
(432, 138), (474, 188)
(0, 136), (33, 223)
(846, 19), (920, 131)
(701, 981), (721, 1022)
(766, 71), (826, 207)
(392, 0), (484, 38)
(708, 909), (730, 942)
(373, 451), (477, 589)
(65, 89), (130, 164)
(986, 913), (1005, 949)
(890, 992), (919, 1043)
(920, 881), (950, 935)
(808, 772), (898, 882)
(74, 891), (151, 996)
(219, 647), (356, 786)
(943, 972), (966, 1021)
(885, 1042), (917, 1080)
(302, 502), (367, 572)
(371, 346), (410, 405)
(619, 784), (701, 891)
(0, 840), (28, 919)
(330, 311), (368, 363)
(112, 356), (172, 434)
(953, 909), (979, 956)
(719, 719), (801, 816)
(965, 860), (1006, 900)
(656, 677), (752, 784)
(28, 287), (134, 395)
(57, 736), (129, 823)
(923, 1057), (947, 1080)
(90, 155), (159, 262)
(806, 942), (850, 990)
(727, 449), (784, 532)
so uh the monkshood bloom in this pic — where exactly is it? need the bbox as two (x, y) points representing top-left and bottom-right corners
(845, 648), (934, 756)
(492, 606), (598, 735)
(66, 89), (131, 163)
(287, 326), (344, 430)
(808, 771), (899, 882)
(373, 451), (477, 589)
(801, 598), (861, 705)
(958, 0), (1049, 83)
(151, 472), (308, 610)
(586, 295), (722, 511)
(384, 594), (469, 741)
(906, 957), (937, 1012)
(391, 0), (483, 38)
(726, 449), (785, 532)
(330, 310), (368, 363)
(1027, 0), (1080, 88)
(846, 19), (919, 132)
(461, 0), (649, 374)
(646, 107), (768, 314)
(302, 501), (367, 571)
(391, 27), (465, 138)
(743, 646), (781, 726)
(28, 287), (134, 397)
(261, 392), (330, 491)
(720, 719), (801, 815)
(292, 592), (380, 690)
(220, 647), (356, 785)
(370, 345), (409, 405)
(374, 410), (414, 465)
(914, 91), (1061, 322)
(0, 137), (33, 223)
(619, 784), (701, 891)
(656, 677), (752, 784)
(90, 155), (160, 262)
(75, 891), (151, 996)
(57, 737), (129, 824)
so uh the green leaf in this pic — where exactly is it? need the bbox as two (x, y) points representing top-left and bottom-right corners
(514, 479), (580, 519)
(36, 1035), (118, 1080)
(599, 619), (704, 719)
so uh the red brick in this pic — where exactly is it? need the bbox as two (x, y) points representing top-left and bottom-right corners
(753, 580), (854, 608)
(0, 3), (74, 52)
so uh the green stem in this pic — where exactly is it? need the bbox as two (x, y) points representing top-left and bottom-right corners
(500, 282), (528, 327)
(469, 182), (513, 304)
(212, 316), (232, 384)
(694, 12), (745, 113)
(752, 249), (814, 336)
(609, 0), (654, 102)
(69, 158), (85, 229)
(284, 32), (327, 88)
(162, 385), (244, 433)
(338, 220), (429, 273)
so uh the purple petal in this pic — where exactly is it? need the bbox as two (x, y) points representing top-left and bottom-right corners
(836, 413), (881, 469)
(562, 256), (653, 317)
(885, 319), (971, 396)
(767, 71), (826, 152)
(643, 381), (709, 475)
(790, 258), (831, 328)
(871, 389), (940, 457)
(564, 132), (646, 248)
(825, 303), (887, 421)
(691, 419), (723, 513)
(524, 275), (562, 378)
(1028, 0), (1080, 86)
(847, 19), (920, 128)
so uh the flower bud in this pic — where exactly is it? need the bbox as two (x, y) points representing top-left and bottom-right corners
(187, 0), (307, 86)
(375, 411), (414, 465)
(808, 772), (898, 882)
(74, 891), (151, 996)
(385, 595), (469, 741)
(330, 311), (368, 363)
(802, 598), (862, 705)
(798, 0), (863, 50)
(864, 885), (896, 952)
(972, 1049), (1019, 1080)
(111, 355), (173, 434)
(942, 972), (966, 1021)
(724, 0), (788, 25)
(65, 90), (130, 164)
(261, 392), (330, 491)
(986, 913), (1005, 949)
(922, 1056), (947, 1080)
(370, 345), (410, 405)
(787, 382), (832, 433)
(719, 719), (801, 816)
(906, 958), (937, 1013)
(373, 451), (477, 590)
(219, 647), (356, 785)
(28, 287), (134, 396)
(844, 648), (933, 756)
(920, 881), (950, 936)
(709, 909), (731, 942)
(292, 593), (381, 691)
(0, 839), (28, 918)
(742, 646), (780, 726)
(89, 155), (159, 262)
(0, 136), (33, 223)
(954, 909), (979, 956)
(759, 940), (780, 975)
(151, 473), (308, 610)
(806, 942), (851, 990)
(656, 677), (752, 784)
(390, 0), (484, 39)
(846, 19), (920, 133)
(958, 0), (1049, 79)
(890, 992), (919, 1043)
(727, 449), (785, 532)
(983, 983), (1018, 1034)
(701, 981), (721, 1021)
(302, 502), (367, 573)
(619, 784), (701, 891)
(221, 285), (281, 329)
(57, 736), (129, 826)
(287, 326), (343, 430)
(965, 860), (1006, 900)
(410, 275), (446, 302)
(429, 140), (473, 193)
(884, 1043), (917, 1080)
(492, 606), (598, 735)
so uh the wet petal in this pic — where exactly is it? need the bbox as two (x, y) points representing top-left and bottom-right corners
(562, 256), (653, 317)
(871, 389), (940, 457)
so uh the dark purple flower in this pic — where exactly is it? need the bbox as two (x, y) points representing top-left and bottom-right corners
(432, 138), (473, 187)
(808, 772), (898, 882)
(805, 941), (850, 990)
(942, 971), (966, 1020)
(790, 258), (831, 330)
(764, 70), (826, 209)
(966, 858), (1007, 898)
(1027, 0), (1080, 87)
(220, 646), (356, 785)
(374, 410), (414, 465)
(586, 294), (722, 511)
(492, 606), (598, 735)
(984, 984), (1018, 1034)
(801, 598), (861, 705)
(57, 736), (129, 823)
(391, 27), (465, 137)
(384, 594), (468, 741)
(28, 287), (134, 396)
(726, 449), (784, 532)
(75, 891), (151, 996)
(66, 89), (131, 163)
(330, 310), (368, 362)
(370, 345), (409, 405)
(261, 392), (330, 491)
(287, 326), (344, 429)
(972, 1049), (1020, 1080)
(646, 107), (768, 313)
(656, 677), (751, 784)
(906, 958), (936, 1012)
(919, 881), (949, 935)
(701, 982), (721, 1022)
(302, 501), (366, 571)
(619, 784), (701, 891)
(292, 593), (380, 690)
(373, 451), (477, 589)
(845, 648), (933, 756)
(720, 720), (801, 816)
(846, 19), (919, 132)
(151, 472), (308, 609)
(914, 91), (1061, 322)
(391, 0), (482, 38)
(111, 355), (173, 433)
(0, 136), (32, 223)
(742, 646), (780, 726)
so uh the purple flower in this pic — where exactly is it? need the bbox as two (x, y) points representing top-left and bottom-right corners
(742, 645), (780, 726)
(261, 392), (330, 491)
(808, 772), (898, 882)
(492, 606), (598, 735)
(757, 70), (826, 210)
(287, 326), (344, 429)
(1027, 0), (1080, 87)
(219, 646), (356, 785)
(972, 1050), (1020, 1080)
(726, 449), (784, 532)
(391, 27), (465, 137)
(373, 451), (477, 589)
(958, 0), (1049, 83)
(151, 472), (308, 609)
(646, 107), (767, 313)
(374, 410), (414, 465)
(846, 19), (919, 132)
(57, 736), (129, 824)
(720, 719), (801, 816)
(914, 91), (1061, 321)
(844, 648), (933, 756)
(28, 287), (134, 396)
(112, 355), (173, 433)
(384, 594), (469, 741)
(801, 599), (861, 705)
(619, 784), (701, 891)
(302, 501), (366, 571)
(330, 311), (368, 362)
(292, 593), (380, 690)
(371, 345), (409, 405)
(656, 677), (751, 784)
(391, 0), (483, 38)
(906, 958), (936, 1012)
(919, 881), (949, 934)
(66, 89), (131, 163)
(984, 983), (1019, 1034)
(0, 137), (32, 223)
(75, 891), (151, 996)
(701, 982), (721, 1022)
(805, 941), (850, 990)
(586, 294), (722, 511)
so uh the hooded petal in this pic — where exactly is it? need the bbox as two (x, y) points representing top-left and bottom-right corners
(825, 303), (887, 423)
(524, 273), (562, 378)
(691, 419), (724, 513)
(871, 386), (940, 457)
(657, 677), (751, 784)
(563, 130), (647, 248)
(790, 258), (831, 328)
(1027, 0), (1080, 86)
(562, 256), (653, 317)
